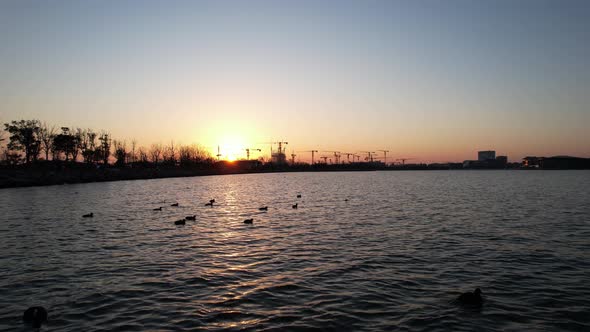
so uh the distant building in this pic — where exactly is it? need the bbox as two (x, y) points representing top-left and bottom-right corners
(496, 156), (508, 167)
(478, 150), (496, 161)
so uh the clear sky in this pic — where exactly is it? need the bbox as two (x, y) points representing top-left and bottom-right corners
(1, 0), (589, 162)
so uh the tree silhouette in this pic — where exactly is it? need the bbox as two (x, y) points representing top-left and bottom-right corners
(38, 123), (56, 161)
(3, 120), (41, 164)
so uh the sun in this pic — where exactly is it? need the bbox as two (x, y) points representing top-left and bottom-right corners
(218, 136), (247, 161)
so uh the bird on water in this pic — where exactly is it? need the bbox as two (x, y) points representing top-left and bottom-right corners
(259, 206), (268, 211)
(23, 306), (48, 328)
(174, 219), (186, 225)
(292, 203), (298, 209)
(297, 194), (302, 198)
(171, 203), (179, 207)
(153, 207), (162, 211)
(457, 288), (483, 306)
(185, 215), (196, 221)
(244, 218), (254, 224)
(82, 213), (93, 218)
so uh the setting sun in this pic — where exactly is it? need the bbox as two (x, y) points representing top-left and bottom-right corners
(216, 136), (248, 161)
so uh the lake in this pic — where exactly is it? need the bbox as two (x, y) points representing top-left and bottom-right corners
(1, 171), (589, 331)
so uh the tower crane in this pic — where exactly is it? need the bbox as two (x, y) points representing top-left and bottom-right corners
(342, 152), (354, 163)
(396, 158), (414, 165)
(301, 150), (318, 164)
(244, 148), (261, 160)
(290, 151), (297, 164)
(323, 151), (341, 164)
(361, 151), (376, 162)
(320, 156), (329, 164)
(378, 150), (390, 165)
(216, 145), (222, 161)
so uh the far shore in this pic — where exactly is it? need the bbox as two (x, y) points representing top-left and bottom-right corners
(3, 161), (583, 189)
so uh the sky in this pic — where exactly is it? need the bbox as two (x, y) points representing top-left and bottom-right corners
(1, 0), (589, 162)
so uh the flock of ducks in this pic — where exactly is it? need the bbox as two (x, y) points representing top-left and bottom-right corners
(81, 196), (302, 226)
(34, 197), (484, 330)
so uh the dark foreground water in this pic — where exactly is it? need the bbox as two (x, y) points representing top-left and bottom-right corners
(1, 171), (589, 331)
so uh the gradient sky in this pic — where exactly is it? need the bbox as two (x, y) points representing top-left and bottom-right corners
(1, 0), (589, 162)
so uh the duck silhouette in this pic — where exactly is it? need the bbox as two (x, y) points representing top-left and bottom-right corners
(185, 215), (196, 221)
(174, 219), (186, 225)
(82, 213), (93, 218)
(457, 288), (483, 306)
(205, 202), (213, 207)
(259, 206), (268, 211)
(297, 194), (302, 198)
(243, 218), (254, 224)
(23, 306), (48, 328)
(171, 203), (179, 207)
(210, 199), (215, 204)
(292, 203), (298, 209)
(153, 207), (162, 211)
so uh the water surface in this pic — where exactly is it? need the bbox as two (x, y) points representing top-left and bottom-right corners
(1, 171), (589, 331)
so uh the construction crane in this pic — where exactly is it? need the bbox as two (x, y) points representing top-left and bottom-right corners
(216, 145), (222, 161)
(353, 154), (361, 162)
(319, 156), (329, 164)
(342, 152), (354, 163)
(259, 141), (289, 163)
(396, 158), (414, 165)
(290, 151), (297, 164)
(301, 150), (318, 164)
(378, 150), (390, 165)
(323, 151), (341, 164)
(244, 148), (261, 160)
(361, 151), (376, 162)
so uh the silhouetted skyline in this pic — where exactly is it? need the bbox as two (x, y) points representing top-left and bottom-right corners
(1, 1), (589, 162)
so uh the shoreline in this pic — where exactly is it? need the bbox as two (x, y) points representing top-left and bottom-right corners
(2, 164), (585, 189)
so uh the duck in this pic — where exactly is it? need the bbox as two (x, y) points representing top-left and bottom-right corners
(82, 213), (93, 218)
(171, 203), (179, 207)
(185, 215), (196, 221)
(258, 206), (268, 211)
(174, 219), (186, 225)
(210, 199), (216, 204)
(243, 218), (253, 224)
(297, 194), (302, 198)
(205, 202), (213, 207)
(457, 288), (483, 306)
(23, 306), (48, 328)
(153, 207), (162, 211)
(292, 203), (298, 209)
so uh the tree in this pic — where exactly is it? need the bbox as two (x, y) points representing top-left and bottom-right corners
(97, 132), (111, 165)
(113, 140), (127, 167)
(137, 146), (149, 163)
(130, 139), (137, 165)
(38, 123), (56, 161)
(3, 120), (41, 164)
(149, 143), (162, 164)
(80, 129), (97, 163)
(53, 127), (79, 161)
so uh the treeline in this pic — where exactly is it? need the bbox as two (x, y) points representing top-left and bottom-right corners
(1, 119), (214, 167)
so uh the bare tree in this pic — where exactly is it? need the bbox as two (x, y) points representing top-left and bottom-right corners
(163, 140), (177, 165)
(98, 132), (111, 165)
(38, 122), (56, 161)
(130, 139), (137, 165)
(137, 146), (149, 163)
(113, 139), (127, 166)
(80, 129), (97, 163)
(149, 143), (162, 164)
